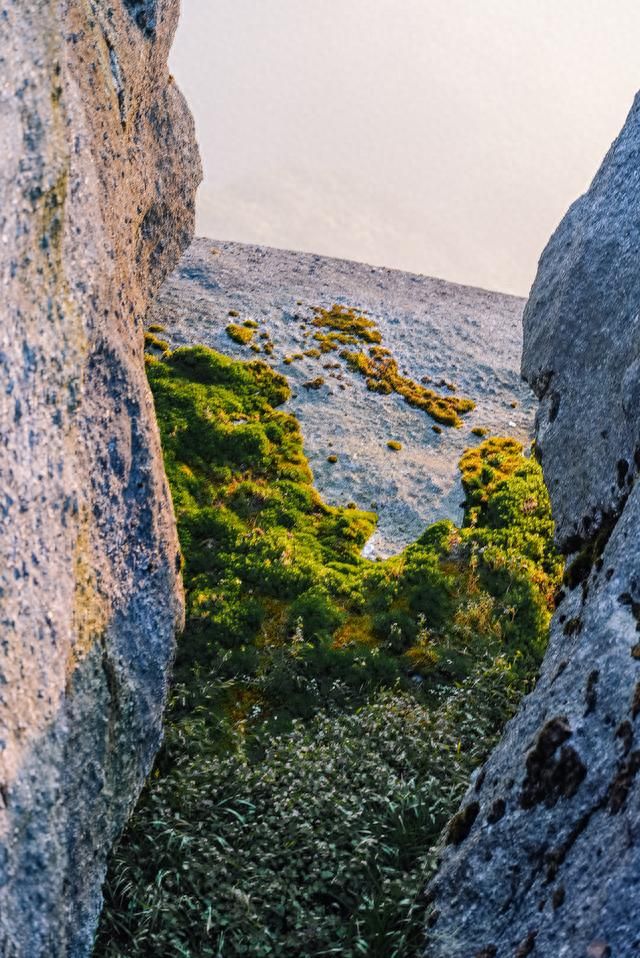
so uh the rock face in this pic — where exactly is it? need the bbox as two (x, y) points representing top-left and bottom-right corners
(0, 3), (200, 955)
(425, 95), (640, 957)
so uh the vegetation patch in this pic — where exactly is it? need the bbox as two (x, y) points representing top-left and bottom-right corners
(342, 346), (475, 427)
(387, 440), (403, 451)
(143, 331), (170, 356)
(299, 304), (475, 428)
(226, 322), (255, 345)
(95, 344), (560, 958)
(311, 303), (382, 349)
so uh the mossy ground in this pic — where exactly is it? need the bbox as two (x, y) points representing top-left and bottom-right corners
(95, 344), (560, 958)
(308, 305), (475, 427)
(228, 302), (475, 429)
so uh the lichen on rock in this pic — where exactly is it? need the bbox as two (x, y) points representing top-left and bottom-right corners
(0, 1), (200, 954)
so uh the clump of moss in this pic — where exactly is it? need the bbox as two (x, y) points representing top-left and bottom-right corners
(243, 319), (259, 329)
(147, 323), (166, 333)
(144, 332), (170, 356)
(387, 440), (402, 451)
(459, 437), (525, 507)
(302, 376), (325, 390)
(327, 454), (338, 464)
(341, 347), (474, 427)
(472, 427), (489, 438)
(311, 304), (382, 346)
(226, 323), (255, 345)
(228, 309), (240, 318)
(299, 306), (475, 428)
(303, 348), (321, 359)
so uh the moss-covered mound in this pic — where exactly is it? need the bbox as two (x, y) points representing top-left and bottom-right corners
(95, 345), (560, 958)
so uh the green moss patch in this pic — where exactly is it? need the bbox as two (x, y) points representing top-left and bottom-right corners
(342, 346), (475, 426)
(311, 303), (382, 344)
(143, 331), (170, 356)
(226, 322), (255, 345)
(301, 304), (475, 427)
(302, 376), (325, 390)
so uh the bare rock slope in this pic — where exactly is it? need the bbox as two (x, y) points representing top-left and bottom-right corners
(152, 239), (533, 556)
(426, 95), (640, 957)
(0, 3), (200, 955)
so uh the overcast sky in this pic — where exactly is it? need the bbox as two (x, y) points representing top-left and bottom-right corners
(171, 1), (639, 296)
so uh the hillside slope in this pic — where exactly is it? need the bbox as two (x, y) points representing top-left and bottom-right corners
(151, 239), (533, 555)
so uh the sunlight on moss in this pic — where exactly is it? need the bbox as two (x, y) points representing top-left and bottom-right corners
(306, 304), (475, 427)
(226, 322), (255, 345)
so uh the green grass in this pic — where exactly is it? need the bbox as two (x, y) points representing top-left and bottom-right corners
(94, 344), (560, 958)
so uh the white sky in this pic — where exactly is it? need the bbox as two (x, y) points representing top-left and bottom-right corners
(172, 1), (640, 296)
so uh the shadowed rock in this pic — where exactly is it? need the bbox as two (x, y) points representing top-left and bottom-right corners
(0, 2), (200, 954)
(425, 93), (640, 956)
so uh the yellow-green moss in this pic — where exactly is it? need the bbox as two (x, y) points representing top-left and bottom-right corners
(144, 332), (171, 355)
(387, 440), (402, 451)
(342, 348), (474, 427)
(299, 305), (476, 428)
(226, 323), (255, 346)
(97, 345), (561, 958)
(311, 304), (382, 345)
